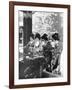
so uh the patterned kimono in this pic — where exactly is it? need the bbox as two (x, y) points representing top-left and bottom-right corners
(19, 39), (45, 79)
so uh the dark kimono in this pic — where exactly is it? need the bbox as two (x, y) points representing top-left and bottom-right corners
(19, 43), (45, 79)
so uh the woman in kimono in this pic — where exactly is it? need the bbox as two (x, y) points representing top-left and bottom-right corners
(33, 33), (41, 56)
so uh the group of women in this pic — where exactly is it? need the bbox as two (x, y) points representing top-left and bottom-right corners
(23, 32), (61, 72)
(19, 32), (62, 79)
(26, 32), (60, 56)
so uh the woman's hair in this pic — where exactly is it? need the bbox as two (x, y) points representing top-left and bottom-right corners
(41, 34), (48, 41)
(30, 33), (34, 39)
(35, 33), (41, 40)
(52, 33), (60, 41)
(19, 26), (24, 30)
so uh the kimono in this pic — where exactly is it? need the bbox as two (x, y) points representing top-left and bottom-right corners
(43, 40), (62, 74)
(19, 39), (45, 79)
